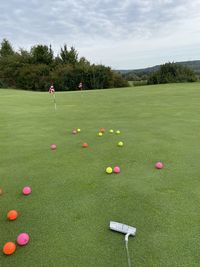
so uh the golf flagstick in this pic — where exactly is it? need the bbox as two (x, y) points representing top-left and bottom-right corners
(49, 85), (56, 111)
(78, 81), (83, 97)
(53, 93), (56, 110)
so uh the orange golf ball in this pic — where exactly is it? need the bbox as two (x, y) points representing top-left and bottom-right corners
(3, 242), (16, 255)
(100, 128), (106, 133)
(82, 143), (88, 148)
(7, 210), (18, 221)
(0, 188), (3, 195)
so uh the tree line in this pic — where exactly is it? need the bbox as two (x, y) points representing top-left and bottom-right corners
(0, 39), (128, 91)
(122, 62), (197, 85)
(147, 62), (197, 84)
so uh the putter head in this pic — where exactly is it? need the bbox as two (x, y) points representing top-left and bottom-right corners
(110, 221), (136, 236)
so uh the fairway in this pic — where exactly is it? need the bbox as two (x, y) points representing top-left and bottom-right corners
(0, 84), (200, 266)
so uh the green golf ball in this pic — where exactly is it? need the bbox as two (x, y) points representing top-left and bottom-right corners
(118, 141), (124, 147)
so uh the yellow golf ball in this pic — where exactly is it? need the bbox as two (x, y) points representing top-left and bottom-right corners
(106, 167), (113, 174)
(116, 130), (121, 134)
(118, 141), (124, 147)
(98, 132), (103, 136)
(109, 129), (114, 133)
(77, 128), (81, 132)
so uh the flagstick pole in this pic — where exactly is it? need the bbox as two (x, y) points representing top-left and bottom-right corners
(53, 94), (56, 111)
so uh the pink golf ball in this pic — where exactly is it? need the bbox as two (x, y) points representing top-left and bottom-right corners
(50, 144), (57, 150)
(113, 166), (120, 173)
(23, 186), (32, 195)
(16, 233), (30, 246)
(155, 162), (164, 169)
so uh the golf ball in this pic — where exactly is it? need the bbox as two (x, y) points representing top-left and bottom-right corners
(113, 166), (120, 173)
(50, 144), (57, 150)
(82, 143), (88, 148)
(23, 186), (32, 195)
(116, 130), (121, 134)
(106, 167), (113, 174)
(77, 128), (81, 132)
(0, 188), (3, 195)
(3, 242), (16, 255)
(100, 128), (106, 133)
(109, 129), (114, 133)
(72, 129), (77, 135)
(155, 162), (164, 169)
(98, 132), (103, 136)
(118, 141), (124, 147)
(16, 233), (30, 246)
(7, 210), (18, 221)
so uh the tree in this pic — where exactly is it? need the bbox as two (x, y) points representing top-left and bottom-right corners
(0, 39), (15, 57)
(18, 48), (32, 64)
(16, 64), (51, 90)
(112, 72), (129, 87)
(31, 45), (53, 65)
(51, 64), (74, 91)
(79, 57), (90, 66)
(60, 45), (78, 65)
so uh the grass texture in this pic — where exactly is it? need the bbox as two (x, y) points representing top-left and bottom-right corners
(0, 83), (200, 266)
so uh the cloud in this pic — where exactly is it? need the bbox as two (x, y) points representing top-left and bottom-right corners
(0, 0), (200, 68)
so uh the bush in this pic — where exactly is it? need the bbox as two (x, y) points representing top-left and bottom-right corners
(16, 64), (51, 91)
(148, 63), (197, 84)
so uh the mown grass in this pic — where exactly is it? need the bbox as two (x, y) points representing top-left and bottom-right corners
(0, 83), (200, 266)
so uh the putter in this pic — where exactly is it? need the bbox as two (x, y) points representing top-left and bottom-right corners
(109, 221), (136, 267)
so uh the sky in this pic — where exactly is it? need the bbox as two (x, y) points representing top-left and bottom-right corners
(0, 0), (200, 69)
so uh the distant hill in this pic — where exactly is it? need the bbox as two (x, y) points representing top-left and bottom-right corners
(116, 60), (200, 76)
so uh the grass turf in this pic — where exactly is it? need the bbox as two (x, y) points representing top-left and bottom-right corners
(0, 83), (200, 266)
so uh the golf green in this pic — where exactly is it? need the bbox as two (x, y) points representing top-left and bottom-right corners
(0, 83), (200, 266)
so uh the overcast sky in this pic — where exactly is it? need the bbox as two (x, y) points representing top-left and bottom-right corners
(0, 0), (200, 69)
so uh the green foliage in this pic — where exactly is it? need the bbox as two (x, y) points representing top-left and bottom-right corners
(121, 60), (200, 82)
(122, 71), (149, 85)
(31, 45), (53, 65)
(147, 62), (197, 84)
(60, 44), (78, 65)
(51, 64), (74, 91)
(0, 54), (21, 87)
(88, 64), (112, 89)
(16, 64), (51, 90)
(0, 39), (127, 91)
(0, 39), (14, 57)
(130, 80), (148, 86)
(112, 72), (130, 87)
